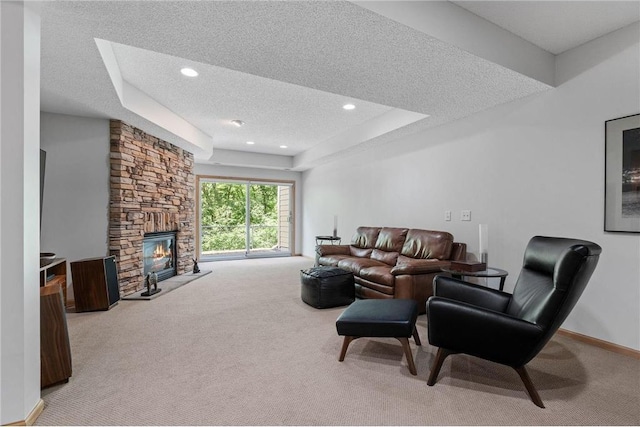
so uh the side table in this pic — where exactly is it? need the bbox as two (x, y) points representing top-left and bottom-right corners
(440, 266), (508, 291)
(315, 235), (342, 245)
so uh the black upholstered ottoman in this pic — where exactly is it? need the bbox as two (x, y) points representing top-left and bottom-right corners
(300, 266), (355, 309)
(335, 299), (421, 375)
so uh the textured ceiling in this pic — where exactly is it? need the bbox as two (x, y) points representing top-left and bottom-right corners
(38, 1), (637, 170)
(453, 1), (640, 55)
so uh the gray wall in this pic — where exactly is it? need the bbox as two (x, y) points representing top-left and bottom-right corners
(40, 112), (110, 296)
(301, 23), (640, 350)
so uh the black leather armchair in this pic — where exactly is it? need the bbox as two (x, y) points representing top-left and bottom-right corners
(426, 236), (602, 408)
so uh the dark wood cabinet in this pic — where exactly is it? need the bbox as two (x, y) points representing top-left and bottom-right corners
(70, 256), (120, 312)
(40, 257), (68, 308)
(40, 283), (72, 388)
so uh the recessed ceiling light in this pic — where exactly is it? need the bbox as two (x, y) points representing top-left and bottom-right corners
(246, 141), (255, 145)
(343, 103), (356, 110)
(280, 145), (288, 149)
(230, 120), (245, 127)
(180, 67), (198, 77)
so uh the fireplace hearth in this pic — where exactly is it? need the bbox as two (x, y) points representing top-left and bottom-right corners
(143, 231), (177, 282)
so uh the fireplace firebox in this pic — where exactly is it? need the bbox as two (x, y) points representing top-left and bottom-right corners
(143, 231), (177, 282)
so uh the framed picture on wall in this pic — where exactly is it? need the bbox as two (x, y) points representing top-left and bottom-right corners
(605, 113), (640, 232)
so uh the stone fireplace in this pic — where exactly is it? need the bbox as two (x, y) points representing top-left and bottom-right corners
(109, 120), (195, 296)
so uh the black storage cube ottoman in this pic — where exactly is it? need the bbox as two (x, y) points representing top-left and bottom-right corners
(300, 266), (355, 309)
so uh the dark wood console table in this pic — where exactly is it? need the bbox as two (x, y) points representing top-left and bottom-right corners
(40, 257), (68, 308)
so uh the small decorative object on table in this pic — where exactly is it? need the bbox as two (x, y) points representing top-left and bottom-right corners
(449, 261), (486, 272)
(192, 258), (200, 274)
(479, 224), (489, 264)
(40, 252), (56, 267)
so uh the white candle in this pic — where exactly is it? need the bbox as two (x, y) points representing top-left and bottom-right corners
(333, 215), (338, 237)
(479, 224), (488, 256)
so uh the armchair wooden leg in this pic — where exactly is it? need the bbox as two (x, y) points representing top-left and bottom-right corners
(427, 348), (451, 386)
(412, 327), (422, 346)
(338, 336), (354, 361)
(515, 366), (545, 408)
(397, 337), (417, 375)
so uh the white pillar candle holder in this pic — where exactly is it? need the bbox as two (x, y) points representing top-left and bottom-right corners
(479, 224), (488, 265)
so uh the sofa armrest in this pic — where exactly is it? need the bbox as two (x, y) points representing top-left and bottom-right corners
(315, 244), (350, 257)
(451, 242), (467, 261)
(390, 259), (450, 275)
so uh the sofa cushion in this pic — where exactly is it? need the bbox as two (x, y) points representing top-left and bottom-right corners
(374, 227), (409, 252)
(401, 229), (453, 260)
(351, 227), (381, 249)
(338, 257), (388, 275)
(350, 246), (373, 258)
(359, 265), (395, 287)
(318, 254), (352, 267)
(371, 249), (399, 266)
(355, 281), (394, 298)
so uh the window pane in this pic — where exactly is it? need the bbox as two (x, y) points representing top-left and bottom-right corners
(200, 182), (247, 255)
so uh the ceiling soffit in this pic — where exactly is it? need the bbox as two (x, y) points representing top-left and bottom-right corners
(40, 1), (552, 170)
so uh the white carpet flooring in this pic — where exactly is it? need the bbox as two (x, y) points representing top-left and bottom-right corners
(37, 256), (640, 425)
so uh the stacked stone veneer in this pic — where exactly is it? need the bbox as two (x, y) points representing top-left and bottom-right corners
(109, 120), (195, 296)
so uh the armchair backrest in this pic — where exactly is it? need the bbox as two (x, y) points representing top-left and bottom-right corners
(506, 236), (602, 337)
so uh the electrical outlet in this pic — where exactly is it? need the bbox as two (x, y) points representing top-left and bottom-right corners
(445, 210), (451, 221)
(461, 210), (471, 221)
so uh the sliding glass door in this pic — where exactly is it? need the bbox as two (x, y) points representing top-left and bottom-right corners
(198, 177), (293, 260)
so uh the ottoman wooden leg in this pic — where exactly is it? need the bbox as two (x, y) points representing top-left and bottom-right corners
(398, 337), (417, 376)
(339, 336), (355, 361)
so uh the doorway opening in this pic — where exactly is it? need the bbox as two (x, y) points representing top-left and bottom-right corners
(197, 176), (294, 260)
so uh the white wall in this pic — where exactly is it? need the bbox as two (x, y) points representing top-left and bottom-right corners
(194, 164), (303, 255)
(40, 113), (110, 295)
(0, 2), (41, 423)
(302, 23), (640, 350)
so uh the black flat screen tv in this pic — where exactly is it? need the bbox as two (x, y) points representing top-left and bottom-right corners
(40, 149), (46, 228)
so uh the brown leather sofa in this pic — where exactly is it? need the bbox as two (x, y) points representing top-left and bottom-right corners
(316, 226), (466, 313)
